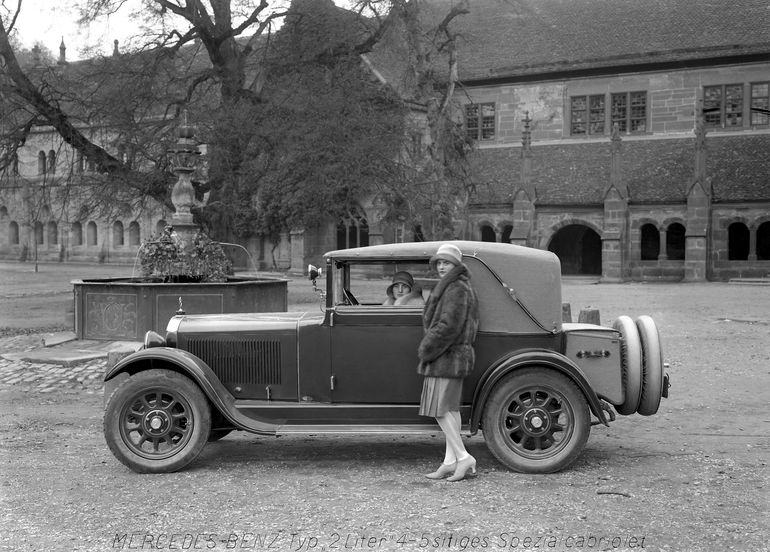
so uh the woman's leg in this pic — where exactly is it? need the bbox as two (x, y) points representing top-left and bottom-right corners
(436, 415), (458, 465)
(425, 414), (458, 479)
(437, 412), (469, 462)
(443, 411), (476, 481)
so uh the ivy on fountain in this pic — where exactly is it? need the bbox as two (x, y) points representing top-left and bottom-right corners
(138, 225), (233, 283)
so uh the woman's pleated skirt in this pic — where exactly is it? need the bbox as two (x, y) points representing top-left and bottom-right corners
(418, 376), (462, 417)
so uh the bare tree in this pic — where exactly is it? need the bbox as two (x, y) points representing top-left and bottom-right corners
(351, 0), (476, 241)
(1, 0), (478, 245)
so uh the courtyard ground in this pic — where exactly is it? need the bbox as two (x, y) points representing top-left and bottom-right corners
(0, 260), (768, 552)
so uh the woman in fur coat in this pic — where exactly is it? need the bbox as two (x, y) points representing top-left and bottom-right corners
(417, 243), (479, 482)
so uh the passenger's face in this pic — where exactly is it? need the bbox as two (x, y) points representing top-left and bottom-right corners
(436, 259), (454, 278)
(392, 283), (411, 298)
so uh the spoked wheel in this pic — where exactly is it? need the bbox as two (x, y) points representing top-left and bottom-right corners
(104, 369), (211, 473)
(482, 369), (591, 474)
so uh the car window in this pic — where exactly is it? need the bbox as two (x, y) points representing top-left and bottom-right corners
(332, 261), (433, 307)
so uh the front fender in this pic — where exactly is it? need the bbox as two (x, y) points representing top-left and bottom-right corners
(470, 349), (609, 432)
(104, 347), (277, 435)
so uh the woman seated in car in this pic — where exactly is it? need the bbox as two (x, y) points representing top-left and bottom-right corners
(383, 271), (425, 306)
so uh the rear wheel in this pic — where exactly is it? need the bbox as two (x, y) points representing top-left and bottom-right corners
(104, 369), (211, 473)
(636, 315), (664, 415)
(482, 369), (591, 474)
(613, 315), (643, 415)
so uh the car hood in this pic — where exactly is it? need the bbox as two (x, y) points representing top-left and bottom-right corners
(169, 311), (322, 334)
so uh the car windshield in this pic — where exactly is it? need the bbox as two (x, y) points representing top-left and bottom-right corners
(332, 261), (434, 307)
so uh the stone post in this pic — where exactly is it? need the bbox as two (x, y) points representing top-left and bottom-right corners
(601, 126), (628, 282)
(683, 107), (710, 281)
(289, 228), (305, 275)
(684, 182), (710, 281)
(511, 112), (536, 246)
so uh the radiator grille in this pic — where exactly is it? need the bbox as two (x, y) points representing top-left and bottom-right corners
(186, 336), (282, 385)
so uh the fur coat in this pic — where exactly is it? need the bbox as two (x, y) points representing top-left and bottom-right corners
(417, 264), (479, 378)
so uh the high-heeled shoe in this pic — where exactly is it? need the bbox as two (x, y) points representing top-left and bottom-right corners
(447, 455), (476, 482)
(425, 462), (456, 480)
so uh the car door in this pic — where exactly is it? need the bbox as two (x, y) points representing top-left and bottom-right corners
(329, 305), (424, 403)
(327, 260), (429, 404)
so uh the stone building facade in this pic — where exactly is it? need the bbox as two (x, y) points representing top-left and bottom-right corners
(451, 0), (770, 281)
(2, 0), (769, 281)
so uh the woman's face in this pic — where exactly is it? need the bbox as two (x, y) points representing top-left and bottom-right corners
(436, 259), (454, 278)
(392, 282), (411, 298)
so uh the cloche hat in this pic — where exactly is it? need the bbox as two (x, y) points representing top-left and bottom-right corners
(430, 243), (463, 266)
(387, 271), (415, 296)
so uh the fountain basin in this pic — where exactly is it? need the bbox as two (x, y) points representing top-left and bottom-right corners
(72, 276), (289, 341)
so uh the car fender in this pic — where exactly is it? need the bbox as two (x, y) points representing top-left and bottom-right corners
(470, 349), (609, 432)
(104, 347), (278, 435)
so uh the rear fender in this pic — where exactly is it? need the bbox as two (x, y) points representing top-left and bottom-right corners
(104, 347), (277, 435)
(470, 349), (609, 432)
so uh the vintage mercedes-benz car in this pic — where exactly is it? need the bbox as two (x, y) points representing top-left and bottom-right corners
(103, 241), (669, 474)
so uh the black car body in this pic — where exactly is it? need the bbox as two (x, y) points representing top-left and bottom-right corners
(104, 241), (669, 473)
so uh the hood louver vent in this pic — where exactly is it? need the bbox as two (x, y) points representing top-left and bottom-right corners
(186, 336), (281, 385)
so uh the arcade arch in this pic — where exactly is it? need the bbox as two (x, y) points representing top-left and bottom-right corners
(546, 223), (602, 275)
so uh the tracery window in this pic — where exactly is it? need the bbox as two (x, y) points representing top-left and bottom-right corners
(336, 207), (369, 249)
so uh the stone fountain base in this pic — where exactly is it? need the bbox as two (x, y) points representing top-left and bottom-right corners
(71, 275), (288, 341)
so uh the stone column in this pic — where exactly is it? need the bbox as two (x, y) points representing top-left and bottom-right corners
(277, 231), (291, 269)
(601, 188), (627, 282)
(748, 230), (757, 261)
(168, 112), (208, 249)
(367, 218), (384, 246)
(684, 182), (710, 281)
(511, 112), (536, 247)
(511, 191), (535, 246)
(683, 108), (710, 281)
(658, 228), (668, 260)
(601, 126), (628, 282)
(289, 228), (306, 275)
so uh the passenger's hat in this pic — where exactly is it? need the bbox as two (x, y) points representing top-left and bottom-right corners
(387, 271), (414, 296)
(430, 243), (463, 266)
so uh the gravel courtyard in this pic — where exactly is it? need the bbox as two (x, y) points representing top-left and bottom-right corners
(0, 262), (768, 552)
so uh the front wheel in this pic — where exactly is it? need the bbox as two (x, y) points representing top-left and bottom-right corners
(104, 369), (211, 473)
(482, 369), (591, 474)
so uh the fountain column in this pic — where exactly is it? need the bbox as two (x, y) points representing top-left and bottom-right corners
(167, 111), (208, 248)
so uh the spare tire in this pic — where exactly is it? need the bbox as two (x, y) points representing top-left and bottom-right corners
(636, 315), (664, 416)
(612, 315), (642, 415)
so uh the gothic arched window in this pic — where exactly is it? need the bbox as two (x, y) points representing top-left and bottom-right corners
(336, 207), (369, 250)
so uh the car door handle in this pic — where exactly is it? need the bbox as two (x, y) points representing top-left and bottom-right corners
(330, 375), (336, 391)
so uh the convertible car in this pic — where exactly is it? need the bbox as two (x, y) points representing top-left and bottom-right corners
(103, 241), (669, 474)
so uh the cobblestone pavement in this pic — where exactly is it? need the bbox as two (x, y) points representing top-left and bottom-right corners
(0, 334), (106, 394)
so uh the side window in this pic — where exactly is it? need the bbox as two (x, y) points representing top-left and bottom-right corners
(332, 262), (432, 307)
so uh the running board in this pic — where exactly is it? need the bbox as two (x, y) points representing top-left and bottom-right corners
(275, 424), (473, 435)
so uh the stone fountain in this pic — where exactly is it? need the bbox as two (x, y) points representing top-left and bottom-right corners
(71, 113), (288, 341)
